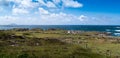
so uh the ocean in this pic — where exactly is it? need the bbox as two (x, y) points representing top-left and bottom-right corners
(0, 25), (120, 36)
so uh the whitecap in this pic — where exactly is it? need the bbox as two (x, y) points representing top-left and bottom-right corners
(114, 33), (120, 36)
(115, 30), (120, 32)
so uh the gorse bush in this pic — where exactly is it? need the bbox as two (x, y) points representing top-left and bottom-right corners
(0, 31), (14, 40)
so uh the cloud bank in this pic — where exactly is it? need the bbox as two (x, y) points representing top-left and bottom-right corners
(0, 0), (86, 25)
(0, 0), (118, 25)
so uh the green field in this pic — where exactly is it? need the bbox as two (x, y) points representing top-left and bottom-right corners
(0, 29), (120, 58)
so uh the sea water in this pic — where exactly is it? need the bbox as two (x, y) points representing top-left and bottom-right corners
(0, 25), (120, 36)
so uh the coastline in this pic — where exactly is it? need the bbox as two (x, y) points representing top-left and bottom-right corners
(0, 25), (120, 36)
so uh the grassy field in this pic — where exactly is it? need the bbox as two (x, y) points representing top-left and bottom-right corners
(0, 29), (120, 58)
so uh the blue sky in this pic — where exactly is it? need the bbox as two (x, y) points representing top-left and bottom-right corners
(0, 0), (120, 25)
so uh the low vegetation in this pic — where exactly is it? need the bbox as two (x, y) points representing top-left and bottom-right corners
(0, 28), (120, 58)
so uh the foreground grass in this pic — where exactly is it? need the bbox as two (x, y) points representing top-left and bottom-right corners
(0, 29), (119, 58)
(0, 45), (106, 58)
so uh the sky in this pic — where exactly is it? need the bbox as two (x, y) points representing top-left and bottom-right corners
(0, 0), (120, 25)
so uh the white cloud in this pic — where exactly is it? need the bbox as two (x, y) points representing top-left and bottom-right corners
(78, 15), (87, 21)
(12, 8), (29, 15)
(46, 1), (56, 8)
(0, 11), (84, 25)
(0, 7), (3, 11)
(37, 0), (83, 8)
(62, 0), (83, 8)
(36, 0), (57, 8)
(1, 14), (119, 25)
(53, 0), (61, 4)
(20, 0), (33, 8)
(0, 15), (19, 25)
(0, 0), (85, 25)
(0, 15), (39, 25)
(0, 0), (83, 15)
(11, 0), (39, 8)
(0, 15), (18, 20)
(38, 0), (46, 5)
(38, 8), (49, 15)
(37, 12), (85, 25)
(20, 0), (39, 8)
